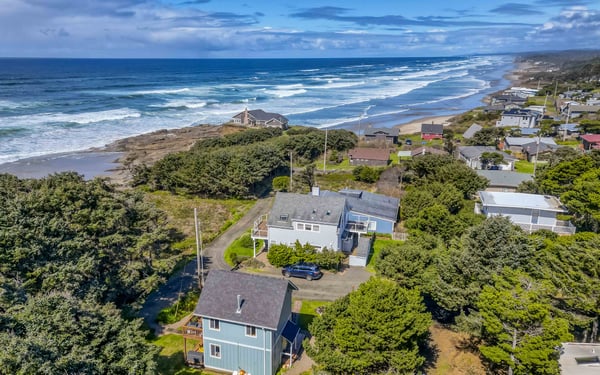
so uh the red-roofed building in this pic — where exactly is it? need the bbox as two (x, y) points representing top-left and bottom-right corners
(348, 148), (391, 166)
(581, 134), (600, 150)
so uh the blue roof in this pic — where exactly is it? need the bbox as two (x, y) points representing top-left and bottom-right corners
(519, 128), (540, 135)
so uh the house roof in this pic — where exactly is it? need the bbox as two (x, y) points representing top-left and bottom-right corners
(364, 127), (399, 137)
(421, 123), (444, 134)
(522, 142), (559, 155)
(581, 134), (600, 143)
(505, 137), (557, 147)
(569, 105), (600, 113)
(559, 342), (600, 375)
(458, 146), (517, 161)
(462, 123), (482, 139)
(558, 123), (579, 132)
(478, 191), (566, 212)
(502, 108), (537, 117)
(321, 189), (399, 222)
(518, 127), (540, 135)
(476, 170), (532, 188)
(194, 270), (297, 330)
(268, 192), (346, 228)
(233, 109), (288, 123)
(348, 147), (390, 161)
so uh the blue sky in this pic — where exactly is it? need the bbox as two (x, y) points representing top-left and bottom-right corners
(1, 0), (599, 58)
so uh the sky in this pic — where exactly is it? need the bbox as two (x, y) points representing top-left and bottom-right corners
(1, 0), (599, 58)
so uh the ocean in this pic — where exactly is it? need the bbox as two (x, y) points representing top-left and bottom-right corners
(0, 56), (513, 164)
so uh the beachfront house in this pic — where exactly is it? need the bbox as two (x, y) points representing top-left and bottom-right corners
(496, 108), (539, 128)
(475, 170), (532, 192)
(420, 123), (444, 140)
(581, 134), (600, 151)
(477, 191), (575, 234)
(458, 146), (516, 171)
(251, 189), (399, 253)
(232, 108), (289, 129)
(364, 127), (399, 144)
(348, 147), (390, 166)
(184, 270), (301, 374)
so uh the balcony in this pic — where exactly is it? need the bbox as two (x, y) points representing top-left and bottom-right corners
(346, 220), (369, 234)
(183, 316), (204, 368)
(251, 214), (269, 240)
(515, 221), (576, 235)
(182, 316), (203, 339)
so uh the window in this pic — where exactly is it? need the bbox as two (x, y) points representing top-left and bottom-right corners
(209, 319), (220, 331)
(279, 214), (288, 221)
(296, 223), (320, 232)
(312, 225), (320, 232)
(245, 325), (257, 337)
(210, 344), (221, 358)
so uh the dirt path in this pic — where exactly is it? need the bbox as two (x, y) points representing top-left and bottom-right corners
(139, 197), (273, 335)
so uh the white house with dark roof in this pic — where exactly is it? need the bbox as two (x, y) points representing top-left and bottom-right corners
(477, 191), (575, 234)
(232, 108), (289, 129)
(496, 108), (539, 128)
(252, 189), (399, 253)
(185, 270), (301, 375)
(458, 146), (516, 171)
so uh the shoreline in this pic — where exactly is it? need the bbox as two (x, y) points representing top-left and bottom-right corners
(0, 58), (534, 184)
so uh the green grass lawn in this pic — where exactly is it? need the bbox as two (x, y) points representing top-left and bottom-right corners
(514, 160), (536, 174)
(150, 334), (204, 375)
(367, 237), (404, 272)
(555, 139), (581, 147)
(297, 300), (332, 331)
(224, 231), (264, 266)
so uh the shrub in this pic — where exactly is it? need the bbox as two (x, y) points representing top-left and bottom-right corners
(239, 233), (254, 248)
(156, 289), (200, 324)
(267, 244), (294, 267)
(267, 242), (346, 270)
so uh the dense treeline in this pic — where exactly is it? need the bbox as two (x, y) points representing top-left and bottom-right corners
(366, 154), (600, 374)
(0, 172), (179, 373)
(133, 127), (357, 198)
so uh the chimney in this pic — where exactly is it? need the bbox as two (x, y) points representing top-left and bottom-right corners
(312, 186), (320, 196)
(236, 294), (242, 314)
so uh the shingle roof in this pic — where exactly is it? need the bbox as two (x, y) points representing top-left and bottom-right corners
(364, 127), (399, 137)
(476, 170), (532, 188)
(194, 270), (296, 330)
(421, 123), (444, 134)
(462, 123), (482, 139)
(233, 109), (288, 123)
(522, 142), (559, 154)
(581, 134), (600, 143)
(569, 105), (600, 113)
(348, 148), (390, 161)
(268, 192), (346, 228)
(321, 189), (399, 222)
(504, 137), (557, 147)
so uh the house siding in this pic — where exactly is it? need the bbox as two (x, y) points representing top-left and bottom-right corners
(202, 317), (277, 375)
(347, 212), (394, 234)
(482, 206), (557, 226)
(269, 222), (341, 250)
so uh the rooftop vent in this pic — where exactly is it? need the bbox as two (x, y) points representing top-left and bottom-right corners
(236, 294), (243, 314)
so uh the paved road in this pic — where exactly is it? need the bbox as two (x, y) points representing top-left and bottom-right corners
(139, 197), (273, 334)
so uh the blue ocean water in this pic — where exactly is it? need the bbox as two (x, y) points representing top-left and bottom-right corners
(0, 56), (513, 163)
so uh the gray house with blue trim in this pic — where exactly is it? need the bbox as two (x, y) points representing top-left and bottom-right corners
(252, 189), (399, 253)
(185, 270), (301, 375)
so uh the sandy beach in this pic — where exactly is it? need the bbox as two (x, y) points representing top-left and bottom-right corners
(395, 115), (455, 135)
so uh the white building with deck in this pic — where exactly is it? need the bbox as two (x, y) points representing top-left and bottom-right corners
(477, 191), (575, 234)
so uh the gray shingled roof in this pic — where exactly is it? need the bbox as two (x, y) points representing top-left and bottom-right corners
(364, 127), (399, 137)
(522, 142), (559, 155)
(458, 146), (516, 161)
(320, 189), (399, 222)
(268, 192), (346, 228)
(462, 123), (482, 139)
(421, 123), (443, 134)
(234, 109), (288, 123)
(194, 270), (297, 330)
(476, 170), (532, 188)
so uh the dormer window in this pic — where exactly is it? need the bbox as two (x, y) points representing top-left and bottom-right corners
(279, 214), (288, 221)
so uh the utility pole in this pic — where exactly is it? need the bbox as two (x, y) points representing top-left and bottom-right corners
(323, 128), (328, 172)
(194, 207), (204, 288)
(289, 151), (293, 191)
(533, 135), (541, 178)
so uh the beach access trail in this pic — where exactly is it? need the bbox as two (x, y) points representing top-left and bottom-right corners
(139, 197), (273, 335)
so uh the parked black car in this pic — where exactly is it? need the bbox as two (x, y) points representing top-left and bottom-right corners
(282, 262), (323, 281)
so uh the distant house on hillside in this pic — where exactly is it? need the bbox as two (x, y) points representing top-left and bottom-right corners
(477, 191), (575, 234)
(562, 104), (600, 118)
(364, 127), (399, 144)
(458, 146), (516, 171)
(581, 134), (600, 151)
(462, 123), (482, 140)
(184, 270), (301, 374)
(421, 123), (444, 140)
(232, 108), (288, 129)
(348, 148), (390, 166)
(496, 108), (539, 128)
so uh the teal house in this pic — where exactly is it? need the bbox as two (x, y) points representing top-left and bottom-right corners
(185, 270), (301, 374)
